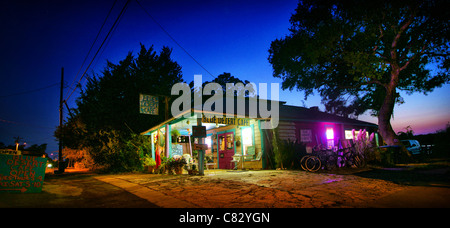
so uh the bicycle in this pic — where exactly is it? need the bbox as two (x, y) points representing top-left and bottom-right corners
(300, 142), (366, 172)
(300, 145), (338, 172)
(336, 145), (365, 168)
(300, 155), (321, 172)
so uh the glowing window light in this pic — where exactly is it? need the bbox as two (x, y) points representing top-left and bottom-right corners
(242, 127), (253, 145)
(326, 128), (334, 140)
(206, 136), (212, 148)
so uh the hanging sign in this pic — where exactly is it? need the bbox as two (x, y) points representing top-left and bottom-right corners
(300, 129), (312, 142)
(0, 149), (21, 155)
(201, 114), (250, 126)
(140, 94), (159, 115)
(193, 144), (208, 150)
(192, 126), (207, 138)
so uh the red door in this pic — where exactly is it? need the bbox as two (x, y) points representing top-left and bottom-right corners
(218, 132), (235, 169)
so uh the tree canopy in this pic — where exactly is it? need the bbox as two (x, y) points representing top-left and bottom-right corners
(189, 72), (254, 96)
(77, 44), (183, 135)
(268, 0), (449, 145)
(56, 44), (183, 171)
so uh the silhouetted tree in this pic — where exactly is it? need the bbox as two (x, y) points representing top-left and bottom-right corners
(268, 0), (449, 145)
(55, 44), (184, 171)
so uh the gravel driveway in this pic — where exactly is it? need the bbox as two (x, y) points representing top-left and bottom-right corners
(100, 168), (449, 208)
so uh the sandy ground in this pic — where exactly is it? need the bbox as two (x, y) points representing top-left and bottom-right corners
(102, 168), (450, 208)
(3, 166), (449, 208)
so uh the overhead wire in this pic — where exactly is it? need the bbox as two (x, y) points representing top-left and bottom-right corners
(134, 0), (216, 79)
(65, 0), (119, 100)
(65, 0), (217, 103)
(65, 0), (131, 103)
(0, 82), (59, 99)
(0, 117), (54, 130)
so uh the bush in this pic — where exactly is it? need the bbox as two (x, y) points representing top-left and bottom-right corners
(142, 154), (156, 166)
(88, 130), (143, 173)
(272, 128), (306, 169)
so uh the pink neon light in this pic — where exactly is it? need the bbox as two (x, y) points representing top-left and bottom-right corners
(326, 128), (334, 140)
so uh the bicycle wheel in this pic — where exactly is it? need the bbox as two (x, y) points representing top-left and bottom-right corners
(300, 155), (311, 171)
(305, 156), (321, 172)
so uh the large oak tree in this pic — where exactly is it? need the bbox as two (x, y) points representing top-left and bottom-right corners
(268, 0), (449, 145)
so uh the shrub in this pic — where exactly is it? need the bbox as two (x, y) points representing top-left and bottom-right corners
(88, 130), (143, 173)
(272, 128), (306, 169)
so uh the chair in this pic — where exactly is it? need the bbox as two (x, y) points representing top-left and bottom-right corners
(231, 155), (241, 170)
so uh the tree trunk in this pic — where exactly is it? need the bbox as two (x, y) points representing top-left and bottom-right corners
(377, 85), (399, 146)
(377, 71), (411, 162)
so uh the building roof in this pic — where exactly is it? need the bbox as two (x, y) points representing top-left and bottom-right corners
(279, 104), (378, 127)
(141, 96), (377, 135)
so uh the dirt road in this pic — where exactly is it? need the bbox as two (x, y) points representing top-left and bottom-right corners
(1, 167), (449, 208)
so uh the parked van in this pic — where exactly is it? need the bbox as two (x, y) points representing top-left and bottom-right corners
(401, 140), (421, 155)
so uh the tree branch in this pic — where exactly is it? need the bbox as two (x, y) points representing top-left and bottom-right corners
(391, 7), (415, 62)
(400, 43), (428, 71)
(337, 79), (386, 90)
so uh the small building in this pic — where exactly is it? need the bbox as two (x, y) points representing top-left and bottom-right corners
(277, 105), (379, 151)
(141, 98), (378, 170)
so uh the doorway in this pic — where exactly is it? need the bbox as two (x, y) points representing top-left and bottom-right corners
(218, 131), (235, 169)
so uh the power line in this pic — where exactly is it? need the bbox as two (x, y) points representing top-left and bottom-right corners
(0, 117), (54, 130)
(134, 0), (216, 79)
(0, 82), (59, 99)
(65, 0), (119, 100)
(65, 0), (131, 102)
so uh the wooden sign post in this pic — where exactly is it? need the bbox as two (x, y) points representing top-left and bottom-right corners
(193, 120), (207, 176)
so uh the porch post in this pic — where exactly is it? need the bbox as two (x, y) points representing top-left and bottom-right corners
(165, 124), (170, 157)
(197, 117), (205, 175)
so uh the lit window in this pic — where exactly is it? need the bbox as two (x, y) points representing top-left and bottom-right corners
(345, 130), (369, 140)
(242, 127), (253, 155)
(242, 128), (252, 145)
(345, 130), (353, 140)
(206, 136), (212, 148)
(326, 128), (334, 140)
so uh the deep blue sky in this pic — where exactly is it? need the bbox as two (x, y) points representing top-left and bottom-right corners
(1, 0), (449, 156)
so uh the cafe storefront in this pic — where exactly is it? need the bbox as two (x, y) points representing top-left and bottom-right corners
(141, 101), (379, 171)
(141, 109), (268, 170)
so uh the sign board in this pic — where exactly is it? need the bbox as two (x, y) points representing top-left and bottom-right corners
(139, 94), (159, 115)
(0, 154), (47, 193)
(192, 126), (206, 138)
(300, 129), (312, 142)
(193, 144), (208, 150)
(201, 115), (250, 127)
(0, 149), (21, 155)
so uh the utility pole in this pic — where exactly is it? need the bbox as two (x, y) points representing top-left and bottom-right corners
(56, 67), (65, 174)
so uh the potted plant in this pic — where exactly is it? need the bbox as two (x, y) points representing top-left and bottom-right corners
(184, 163), (198, 175)
(175, 157), (187, 174)
(171, 129), (181, 143)
(162, 157), (174, 174)
(143, 154), (156, 173)
(190, 164), (198, 175)
(166, 157), (187, 175)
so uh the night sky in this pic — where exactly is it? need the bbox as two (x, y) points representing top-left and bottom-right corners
(1, 0), (449, 156)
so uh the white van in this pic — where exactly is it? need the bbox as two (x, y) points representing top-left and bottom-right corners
(401, 140), (421, 155)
